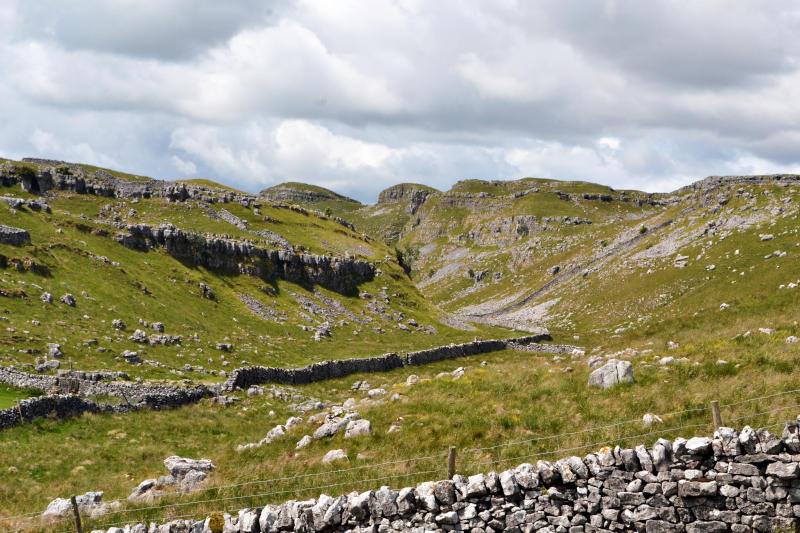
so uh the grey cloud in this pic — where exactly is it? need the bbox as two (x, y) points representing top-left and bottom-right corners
(14, 0), (290, 61)
(535, 0), (800, 88)
(2, 1), (800, 203)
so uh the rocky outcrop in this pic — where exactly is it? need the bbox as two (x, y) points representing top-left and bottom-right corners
(114, 223), (374, 294)
(377, 184), (437, 214)
(0, 225), (30, 245)
(684, 174), (800, 193)
(259, 184), (360, 206)
(3, 161), (258, 206)
(587, 359), (635, 389)
(221, 334), (549, 391)
(116, 419), (800, 533)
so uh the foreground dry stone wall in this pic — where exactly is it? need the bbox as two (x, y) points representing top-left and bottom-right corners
(119, 420), (800, 533)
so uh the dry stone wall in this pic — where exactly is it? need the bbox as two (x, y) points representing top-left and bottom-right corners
(0, 394), (136, 431)
(221, 334), (550, 392)
(0, 366), (211, 430)
(0, 334), (552, 430)
(116, 420), (800, 533)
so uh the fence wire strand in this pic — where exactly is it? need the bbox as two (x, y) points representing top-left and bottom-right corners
(7, 386), (800, 533)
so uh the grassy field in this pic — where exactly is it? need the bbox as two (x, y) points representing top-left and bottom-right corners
(0, 384), (40, 409)
(3, 319), (800, 529)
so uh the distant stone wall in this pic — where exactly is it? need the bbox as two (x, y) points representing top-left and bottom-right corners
(0, 366), (211, 430)
(222, 334), (550, 392)
(223, 353), (405, 390)
(0, 334), (554, 429)
(119, 420), (800, 533)
(0, 394), (136, 431)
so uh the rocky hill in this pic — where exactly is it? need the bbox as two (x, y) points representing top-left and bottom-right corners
(0, 157), (513, 386)
(286, 174), (800, 341)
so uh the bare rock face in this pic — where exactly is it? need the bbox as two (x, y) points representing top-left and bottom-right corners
(377, 184), (436, 214)
(114, 223), (374, 295)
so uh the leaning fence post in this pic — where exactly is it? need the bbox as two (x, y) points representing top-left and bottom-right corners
(70, 495), (83, 533)
(447, 446), (456, 479)
(711, 400), (723, 430)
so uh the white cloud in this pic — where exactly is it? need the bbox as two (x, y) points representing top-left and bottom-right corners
(274, 120), (394, 170)
(2, 2), (800, 201)
(28, 128), (119, 168)
(170, 155), (197, 175)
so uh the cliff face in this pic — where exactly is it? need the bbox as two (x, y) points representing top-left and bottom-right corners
(377, 183), (437, 214)
(0, 163), (258, 206)
(115, 223), (375, 295)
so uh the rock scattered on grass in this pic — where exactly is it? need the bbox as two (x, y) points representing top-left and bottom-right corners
(322, 449), (348, 464)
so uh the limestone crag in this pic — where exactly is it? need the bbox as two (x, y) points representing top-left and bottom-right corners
(114, 419), (800, 533)
(377, 184), (437, 215)
(260, 184), (360, 206)
(1, 161), (258, 206)
(684, 174), (800, 193)
(114, 223), (374, 294)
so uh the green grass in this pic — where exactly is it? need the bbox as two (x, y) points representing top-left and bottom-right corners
(4, 325), (800, 528)
(0, 384), (41, 409)
(3, 161), (800, 530)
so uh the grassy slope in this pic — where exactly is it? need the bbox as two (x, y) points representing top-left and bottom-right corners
(3, 166), (800, 526)
(0, 161), (510, 386)
(4, 318), (800, 525)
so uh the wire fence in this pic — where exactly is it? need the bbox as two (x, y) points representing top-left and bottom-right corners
(4, 386), (800, 533)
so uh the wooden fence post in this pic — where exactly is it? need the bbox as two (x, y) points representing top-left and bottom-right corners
(711, 400), (723, 430)
(70, 495), (83, 533)
(447, 446), (456, 479)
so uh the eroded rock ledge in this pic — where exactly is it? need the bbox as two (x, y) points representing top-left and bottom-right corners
(114, 223), (375, 295)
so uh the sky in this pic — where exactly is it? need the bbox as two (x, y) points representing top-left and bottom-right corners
(2, 1), (800, 203)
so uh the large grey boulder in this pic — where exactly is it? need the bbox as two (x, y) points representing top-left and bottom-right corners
(313, 416), (349, 440)
(43, 492), (104, 517)
(0, 225), (30, 245)
(322, 449), (348, 464)
(588, 359), (635, 389)
(344, 419), (372, 439)
(163, 456), (215, 480)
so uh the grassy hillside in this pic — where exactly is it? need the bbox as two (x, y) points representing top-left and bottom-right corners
(0, 159), (511, 385)
(3, 161), (800, 529)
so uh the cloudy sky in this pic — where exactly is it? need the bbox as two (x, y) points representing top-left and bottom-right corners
(2, 1), (800, 202)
